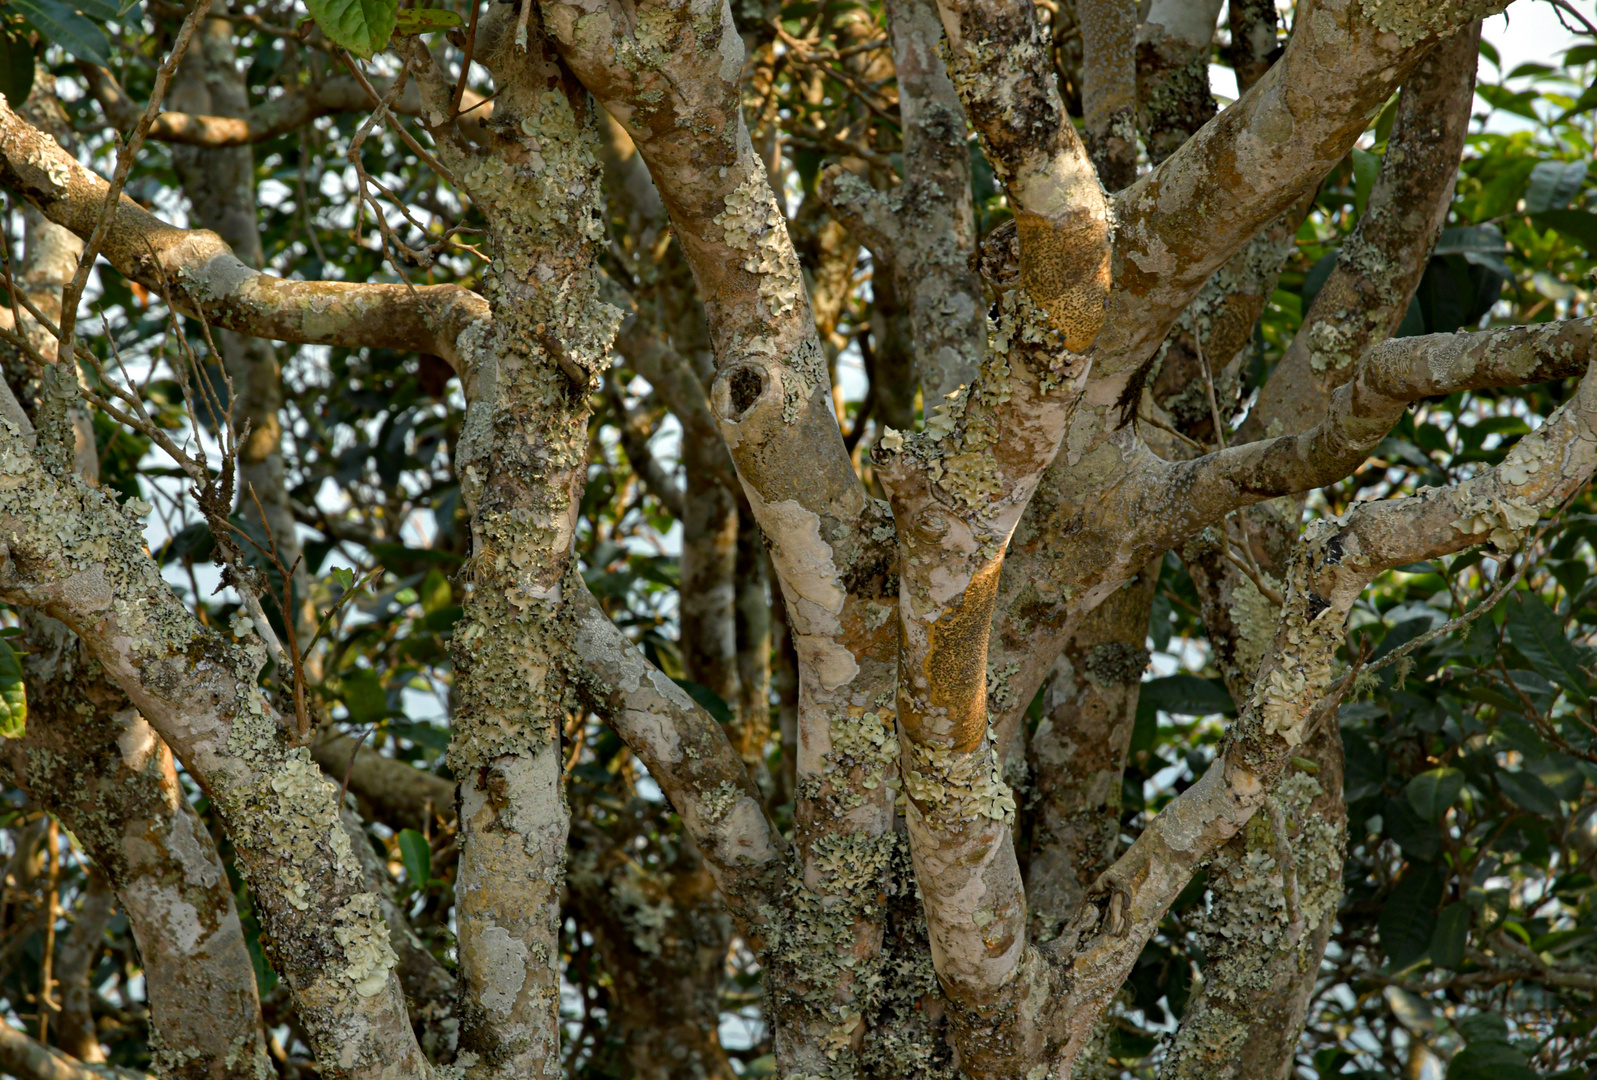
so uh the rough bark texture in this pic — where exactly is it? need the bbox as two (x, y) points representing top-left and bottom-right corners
(2, 1), (1576, 1076)
(1026, 567), (1155, 944)
(4, 618), (273, 1080)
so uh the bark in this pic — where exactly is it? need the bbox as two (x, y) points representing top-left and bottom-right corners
(3, 618), (272, 1080)
(1135, 0), (1222, 165)
(567, 815), (735, 1080)
(0, 1024), (142, 1080)
(0, 374), (430, 1079)
(339, 812), (459, 1060)
(1163, 38), (1482, 1075)
(1158, 725), (1345, 1080)
(54, 869), (113, 1064)
(821, 0), (986, 403)
(1026, 567), (1155, 944)
(1226, 0), (1280, 94)
(398, 20), (622, 1080)
(1078, 0), (1138, 190)
(541, 0), (904, 1065)
(981, 0), (1502, 771)
(1242, 22), (1483, 440)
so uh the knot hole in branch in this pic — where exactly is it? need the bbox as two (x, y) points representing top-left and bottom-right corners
(713, 362), (772, 424)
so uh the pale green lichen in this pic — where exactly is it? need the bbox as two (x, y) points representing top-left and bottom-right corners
(333, 893), (397, 997)
(903, 738), (1017, 823)
(714, 152), (806, 319)
(1358, 0), (1507, 47)
(1452, 492), (1539, 552)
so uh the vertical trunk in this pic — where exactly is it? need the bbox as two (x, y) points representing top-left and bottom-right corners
(5, 619), (271, 1080)
(53, 870), (113, 1063)
(884, 0), (985, 401)
(1078, 0), (1139, 190)
(568, 820), (735, 1080)
(420, 20), (620, 1079)
(1135, 0), (1223, 165)
(1158, 726), (1344, 1080)
(1026, 566), (1156, 944)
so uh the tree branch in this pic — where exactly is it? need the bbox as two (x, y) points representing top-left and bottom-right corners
(0, 97), (488, 368)
(0, 426), (431, 1080)
(80, 62), (496, 147)
(1041, 353), (1597, 1075)
(568, 582), (784, 931)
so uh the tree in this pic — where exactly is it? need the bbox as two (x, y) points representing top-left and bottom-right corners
(0, 0), (1594, 1076)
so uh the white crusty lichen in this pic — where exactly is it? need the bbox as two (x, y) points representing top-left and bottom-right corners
(1452, 492), (1539, 552)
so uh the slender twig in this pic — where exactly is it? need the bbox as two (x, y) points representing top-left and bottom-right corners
(56, 0), (216, 365)
(450, 0), (482, 118)
(340, 51), (459, 186)
(1366, 480), (1590, 676)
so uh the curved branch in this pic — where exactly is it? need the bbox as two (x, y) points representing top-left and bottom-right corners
(568, 582), (785, 933)
(1099, 0), (1496, 380)
(1041, 354), (1597, 1074)
(1182, 318), (1595, 515)
(0, 425), (431, 1080)
(1243, 22), (1482, 440)
(0, 97), (488, 368)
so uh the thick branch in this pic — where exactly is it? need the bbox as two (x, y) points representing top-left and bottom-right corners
(311, 730), (456, 832)
(933, 0), (1110, 348)
(5, 616), (271, 1080)
(1243, 23), (1482, 439)
(0, 97), (487, 367)
(1099, 0), (1497, 380)
(568, 583), (784, 934)
(1185, 318), (1595, 513)
(1078, 0), (1138, 189)
(0, 421), (430, 1080)
(1041, 353), (1597, 1074)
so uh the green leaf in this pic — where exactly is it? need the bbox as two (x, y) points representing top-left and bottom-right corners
(420, 568), (452, 614)
(392, 7), (462, 34)
(1505, 592), (1588, 701)
(1383, 795), (1441, 860)
(0, 638), (25, 739)
(1446, 1040), (1535, 1080)
(73, 0), (119, 20)
(330, 566), (356, 592)
(672, 679), (734, 726)
(396, 828), (430, 887)
(1430, 902), (1470, 970)
(1455, 1012), (1510, 1044)
(11, 0), (109, 64)
(1406, 767), (1465, 821)
(1378, 863), (1442, 970)
(0, 29), (35, 107)
(1530, 208), (1597, 257)
(339, 667), (389, 725)
(1497, 769), (1561, 815)
(1137, 675), (1235, 717)
(1351, 147), (1380, 222)
(1525, 160), (1588, 213)
(304, 0), (398, 57)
